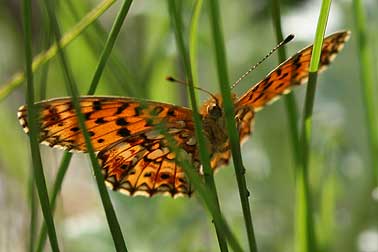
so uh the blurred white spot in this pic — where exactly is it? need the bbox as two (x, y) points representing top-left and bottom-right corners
(64, 212), (103, 238)
(254, 208), (285, 237)
(371, 187), (378, 202)
(166, 36), (177, 56)
(315, 101), (345, 130)
(283, 0), (343, 41)
(228, 36), (254, 64)
(341, 152), (364, 179)
(358, 229), (378, 252)
(243, 148), (271, 180)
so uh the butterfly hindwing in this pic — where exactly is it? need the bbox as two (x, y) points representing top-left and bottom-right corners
(98, 129), (199, 197)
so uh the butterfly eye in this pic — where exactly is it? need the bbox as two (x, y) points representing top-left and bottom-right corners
(208, 104), (222, 117)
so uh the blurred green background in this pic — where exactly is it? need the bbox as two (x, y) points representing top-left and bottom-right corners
(0, 0), (377, 251)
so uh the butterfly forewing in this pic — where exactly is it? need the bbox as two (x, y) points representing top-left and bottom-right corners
(235, 31), (350, 111)
(18, 97), (194, 151)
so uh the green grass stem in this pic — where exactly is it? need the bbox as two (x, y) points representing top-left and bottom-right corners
(35, 1), (134, 250)
(177, 157), (243, 252)
(206, 0), (258, 251)
(352, 0), (378, 184)
(162, 132), (243, 252)
(167, 1), (228, 251)
(27, 175), (37, 252)
(189, 0), (203, 89)
(64, 0), (137, 96)
(35, 153), (72, 252)
(295, 1), (331, 251)
(28, 6), (54, 249)
(88, 0), (133, 94)
(43, 0), (129, 250)
(271, 0), (301, 166)
(22, 0), (60, 251)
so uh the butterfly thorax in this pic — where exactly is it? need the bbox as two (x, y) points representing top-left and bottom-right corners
(202, 114), (228, 153)
(200, 95), (231, 152)
(199, 94), (232, 167)
(199, 94), (256, 168)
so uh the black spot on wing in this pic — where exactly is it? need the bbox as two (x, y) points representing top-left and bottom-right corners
(252, 93), (264, 103)
(178, 177), (186, 183)
(262, 81), (273, 91)
(276, 68), (282, 76)
(278, 72), (288, 80)
(93, 101), (102, 111)
(117, 128), (131, 137)
(114, 103), (129, 115)
(135, 106), (144, 116)
(167, 109), (175, 116)
(160, 173), (170, 179)
(95, 118), (107, 124)
(143, 156), (153, 163)
(151, 106), (164, 116)
(274, 83), (285, 90)
(116, 117), (128, 126)
(85, 112), (92, 120)
(70, 127), (80, 132)
(292, 53), (302, 69)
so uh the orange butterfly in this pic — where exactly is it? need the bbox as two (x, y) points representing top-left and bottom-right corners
(18, 31), (350, 198)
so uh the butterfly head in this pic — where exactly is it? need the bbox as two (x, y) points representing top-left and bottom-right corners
(200, 93), (238, 119)
(207, 102), (223, 118)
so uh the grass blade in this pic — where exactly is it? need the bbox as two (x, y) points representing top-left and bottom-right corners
(27, 175), (37, 252)
(206, 0), (258, 251)
(36, 1), (134, 250)
(352, 0), (378, 184)
(42, 0), (130, 250)
(35, 153), (72, 252)
(271, 0), (300, 166)
(88, 0), (133, 94)
(28, 5), (54, 248)
(167, 1), (229, 251)
(296, 1), (332, 251)
(0, 0), (116, 101)
(189, 0), (203, 89)
(22, 0), (60, 251)
(162, 131), (243, 252)
(64, 0), (137, 96)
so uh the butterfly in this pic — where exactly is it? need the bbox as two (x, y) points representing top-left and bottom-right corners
(18, 31), (350, 198)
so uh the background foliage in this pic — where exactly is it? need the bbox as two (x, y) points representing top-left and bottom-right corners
(0, 0), (377, 251)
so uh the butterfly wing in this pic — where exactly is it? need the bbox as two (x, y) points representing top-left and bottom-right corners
(18, 96), (193, 151)
(235, 31), (350, 112)
(18, 96), (199, 197)
(98, 128), (199, 197)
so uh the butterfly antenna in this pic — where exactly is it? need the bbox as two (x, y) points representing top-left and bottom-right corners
(166, 76), (219, 103)
(230, 34), (295, 89)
